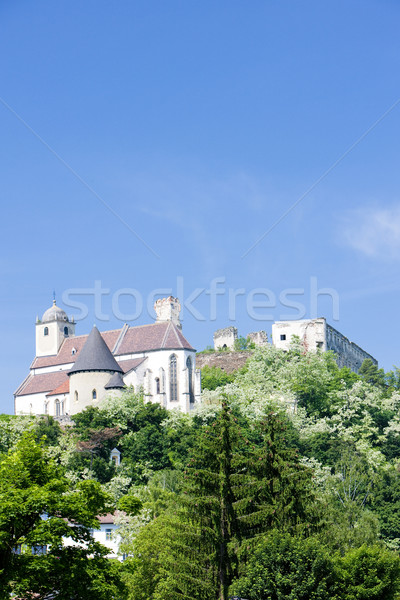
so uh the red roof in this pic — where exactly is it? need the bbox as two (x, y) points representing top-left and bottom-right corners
(97, 513), (117, 524)
(117, 322), (193, 355)
(117, 357), (147, 373)
(46, 379), (70, 396)
(31, 329), (122, 369)
(15, 371), (69, 397)
(16, 322), (195, 398)
(31, 323), (194, 371)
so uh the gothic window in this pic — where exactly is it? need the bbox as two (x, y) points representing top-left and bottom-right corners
(92, 389), (97, 400)
(159, 368), (165, 393)
(145, 370), (152, 395)
(74, 391), (78, 403)
(55, 399), (61, 417)
(155, 377), (160, 394)
(44, 401), (48, 415)
(64, 326), (69, 336)
(44, 327), (49, 336)
(169, 354), (178, 402)
(186, 356), (194, 403)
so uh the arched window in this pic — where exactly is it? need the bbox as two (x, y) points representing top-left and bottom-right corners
(61, 400), (64, 416)
(155, 377), (160, 394)
(64, 326), (69, 336)
(55, 399), (60, 417)
(186, 356), (194, 403)
(44, 401), (48, 415)
(44, 327), (49, 336)
(74, 391), (78, 403)
(92, 389), (97, 400)
(169, 354), (178, 402)
(159, 368), (165, 393)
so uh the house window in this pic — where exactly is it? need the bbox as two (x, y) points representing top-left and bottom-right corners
(169, 354), (178, 402)
(44, 327), (49, 336)
(32, 545), (47, 555)
(186, 356), (194, 403)
(105, 529), (112, 541)
(64, 326), (69, 336)
(155, 377), (160, 394)
(92, 389), (97, 400)
(280, 334), (286, 341)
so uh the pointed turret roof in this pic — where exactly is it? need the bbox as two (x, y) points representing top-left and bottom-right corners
(68, 326), (123, 375)
(104, 372), (126, 390)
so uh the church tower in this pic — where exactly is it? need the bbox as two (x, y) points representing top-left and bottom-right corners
(68, 325), (124, 414)
(154, 296), (182, 329)
(35, 300), (76, 357)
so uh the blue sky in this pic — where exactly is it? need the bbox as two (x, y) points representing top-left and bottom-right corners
(1, 1), (400, 414)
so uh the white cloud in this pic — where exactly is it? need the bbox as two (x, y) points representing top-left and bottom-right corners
(340, 205), (400, 259)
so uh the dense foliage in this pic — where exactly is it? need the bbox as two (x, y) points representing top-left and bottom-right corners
(2, 342), (400, 598)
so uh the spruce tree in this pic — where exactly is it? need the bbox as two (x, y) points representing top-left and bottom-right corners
(154, 398), (314, 600)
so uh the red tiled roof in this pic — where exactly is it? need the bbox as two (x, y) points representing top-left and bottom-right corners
(31, 329), (122, 369)
(46, 379), (70, 396)
(117, 357), (147, 373)
(16, 371), (69, 397)
(29, 323), (194, 372)
(117, 322), (194, 355)
(97, 513), (116, 524)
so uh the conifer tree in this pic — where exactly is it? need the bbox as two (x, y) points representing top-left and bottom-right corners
(152, 398), (314, 600)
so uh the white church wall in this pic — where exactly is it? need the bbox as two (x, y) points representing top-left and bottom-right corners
(15, 391), (50, 416)
(69, 371), (117, 415)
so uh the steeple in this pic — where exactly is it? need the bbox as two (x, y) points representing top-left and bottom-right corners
(68, 326), (123, 375)
(35, 298), (75, 357)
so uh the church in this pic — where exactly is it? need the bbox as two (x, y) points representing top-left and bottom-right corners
(14, 296), (201, 416)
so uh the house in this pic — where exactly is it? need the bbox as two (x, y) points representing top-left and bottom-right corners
(14, 296), (201, 416)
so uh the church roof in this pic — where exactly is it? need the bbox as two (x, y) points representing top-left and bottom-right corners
(31, 329), (121, 369)
(42, 300), (69, 323)
(15, 357), (146, 398)
(15, 371), (69, 397)
(30, 322), (194, 371)
(104, 372), (126, 389)
(118, 357), (147, 373)
(116, 322), (193, 354)
(68, 326), (123, 375)
(46, 379), (70, 396)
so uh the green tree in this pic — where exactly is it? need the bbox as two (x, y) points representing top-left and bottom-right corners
(336, 544), (400, 600)
(200, 365), (236, 391)
(130, 399), (314, 600)
(359, 359), (386, 389)
(230, 531), (338, 600)
(0, 433), (123, 598)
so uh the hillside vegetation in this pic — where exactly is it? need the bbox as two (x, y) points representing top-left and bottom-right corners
(2, 339), (400, 599)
